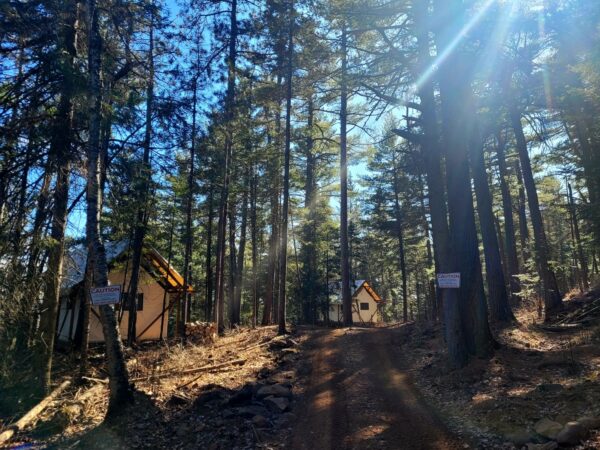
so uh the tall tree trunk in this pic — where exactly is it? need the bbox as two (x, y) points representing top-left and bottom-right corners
(250, 165), (258, 327)
(339, 23), (352, 327)
(205, 185), (214, 321)
(469, 131), (512, 322)
(495, 131), (521, 301)
(86, 0), (132, 414)
(568, 182), (589, 290)
(232, 170), (249, 326)
(126, 13), (154, 345)
(509, 105), (562, 313)
(392, 155), (408, 322)
(278, 0), (294, 335)
(434, 0), (493, 360)
(228, 198), (237, 326)
(411, 0), (466, 367)
(181, 71), (198, 335)
(513, 158), (530, 265)
(34, 0), (80, 391)
(214, 0), (238, 335)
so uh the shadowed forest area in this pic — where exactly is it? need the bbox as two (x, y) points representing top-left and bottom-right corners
(2, 0), (600, 448)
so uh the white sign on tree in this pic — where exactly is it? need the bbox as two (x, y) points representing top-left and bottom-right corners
(436, 273), (461, 289)
(90, 285), (122, 306)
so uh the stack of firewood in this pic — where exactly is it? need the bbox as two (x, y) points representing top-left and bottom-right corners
(186, 321), (217, 343)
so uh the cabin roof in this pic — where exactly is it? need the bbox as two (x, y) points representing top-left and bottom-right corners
(62, 241), (192, 294)
(328, 279), (382, 304)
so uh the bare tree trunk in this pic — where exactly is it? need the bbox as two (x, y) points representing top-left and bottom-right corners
(392, 155), (408, 323)
(495, 132), (521, 302)
(568, 182), (589, 290)
(339, 23), (352, 327)
(126, 12), (154, 345)
(86, 0), (132, 414)
(228, 198), (237, 326)
(34, 0), (80, 391)
(469, 130), (512, 322)
(434, 0), (493, 360)
(205, 186), (214, 321)
(509, 105), (562, 313)
(214, 0), (238, 335)
(278, 0), (294, 335)
(250, 165), (258, 327)
(411, 0), (466, 367)
(232, 170), (249, 326)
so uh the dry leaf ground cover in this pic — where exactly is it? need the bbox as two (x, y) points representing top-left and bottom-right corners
(400, 293), (600, 449)
(1, 325), (310, 449)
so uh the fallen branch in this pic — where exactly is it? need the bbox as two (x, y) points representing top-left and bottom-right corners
(81, 376), (108, 385)
(0, 380), (71, 445)
(537, 323), (583, 332)
(131, 358), (246, 383)
(175, 359), (247, 389)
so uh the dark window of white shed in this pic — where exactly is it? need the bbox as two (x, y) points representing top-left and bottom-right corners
(121, 293), (144, 311)
(360, 302), (369, 310)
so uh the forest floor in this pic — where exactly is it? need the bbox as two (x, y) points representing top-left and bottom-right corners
(3, 291), (600, 450)
(402, 291), (600, 449)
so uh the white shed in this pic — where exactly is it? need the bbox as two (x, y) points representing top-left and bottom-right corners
(57, 242), (190, 344)
(326, 280), (384, 324)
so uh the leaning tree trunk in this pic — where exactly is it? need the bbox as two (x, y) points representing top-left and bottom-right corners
(85, 0), (132, 415)
(509, 105), (562, 314)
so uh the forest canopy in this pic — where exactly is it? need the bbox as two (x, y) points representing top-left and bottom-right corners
(1, 0), (600, 408)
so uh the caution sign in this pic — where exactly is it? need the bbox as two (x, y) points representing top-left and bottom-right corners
(90, 285), (122, 306)
(436, 273), (460, 289)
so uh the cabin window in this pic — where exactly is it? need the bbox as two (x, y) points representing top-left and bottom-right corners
(360, 302), (369, 311)
(121, 293), (144, 311)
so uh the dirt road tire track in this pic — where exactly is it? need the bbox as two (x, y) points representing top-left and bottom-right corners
(290, 327), (464, 450)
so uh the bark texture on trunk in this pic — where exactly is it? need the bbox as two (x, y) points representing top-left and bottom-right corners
(86, 0), (132, 414)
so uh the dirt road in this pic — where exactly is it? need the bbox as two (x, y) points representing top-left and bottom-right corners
(290, 327), (464, 450)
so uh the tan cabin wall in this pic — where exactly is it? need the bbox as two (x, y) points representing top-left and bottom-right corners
(326, 287), (382, 324)
(351, 288), (381, 323)
(88, 269), (170, 342)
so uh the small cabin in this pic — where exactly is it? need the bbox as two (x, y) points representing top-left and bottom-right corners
(327, 280), (384, 324)
(57, 241), (189, 344)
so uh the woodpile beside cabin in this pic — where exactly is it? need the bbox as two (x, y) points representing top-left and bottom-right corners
(326, 280), (384, 324)
(57, 241), (191, 344)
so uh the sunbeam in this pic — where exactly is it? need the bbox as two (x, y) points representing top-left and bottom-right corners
(411, 0), (496, 96)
